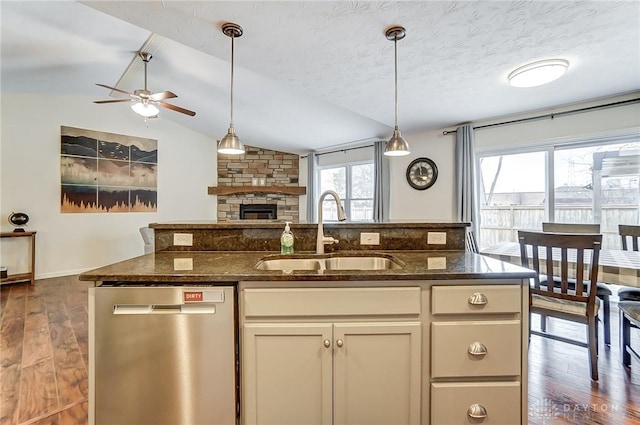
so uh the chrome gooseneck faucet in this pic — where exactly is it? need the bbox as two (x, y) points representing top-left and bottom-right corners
(317, 190), (347, 254)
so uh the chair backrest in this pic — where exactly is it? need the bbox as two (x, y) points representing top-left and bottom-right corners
(465, 229), (479, 253)
(518, 230), (601, 304)
(619, 224), (640, 251)
(139, 227), (154, 254)
(542, 222), (600, 233)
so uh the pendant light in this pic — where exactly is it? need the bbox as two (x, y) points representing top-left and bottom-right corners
(217, 23), (245, 155)
(384, 26), (410, 157)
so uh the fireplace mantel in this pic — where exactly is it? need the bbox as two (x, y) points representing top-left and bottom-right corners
(208, 186), (306, 196)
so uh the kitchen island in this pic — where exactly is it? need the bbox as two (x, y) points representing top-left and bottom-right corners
(80, 221), (534, 425)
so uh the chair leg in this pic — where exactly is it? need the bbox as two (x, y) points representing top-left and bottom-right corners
(588, 314), (599, 381)
(601, 294), (611, 346)
(622, 309), (631, 367)
(541, 314), (547, 332)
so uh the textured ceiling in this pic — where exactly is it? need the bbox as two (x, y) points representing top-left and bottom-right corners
(2, 1), (639, 154)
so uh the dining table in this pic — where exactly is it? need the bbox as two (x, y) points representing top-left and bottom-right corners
(481, 241), (640, 287)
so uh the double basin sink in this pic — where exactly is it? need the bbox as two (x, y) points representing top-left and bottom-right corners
(255, 253), (402, 271)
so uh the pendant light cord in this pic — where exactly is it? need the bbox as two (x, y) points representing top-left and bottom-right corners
(230, 34), (235, 128)
(394, 36), (399, 130)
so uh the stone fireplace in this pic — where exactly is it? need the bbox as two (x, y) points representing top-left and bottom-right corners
(213, 146), (303, 222)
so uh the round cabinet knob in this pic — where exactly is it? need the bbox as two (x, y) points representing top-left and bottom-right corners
(336, 339), (344, 348)
(468, 342), (488, 356)
(467, 403), (488, 419)
(468, 292), (488, 305)
(323, 339), (331, 348)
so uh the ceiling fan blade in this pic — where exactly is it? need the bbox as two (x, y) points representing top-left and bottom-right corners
(95, 83), (136, 97)
(94, 99), (134, 104)
(150, 91), (177, 101)
(157, 102), (196, 117)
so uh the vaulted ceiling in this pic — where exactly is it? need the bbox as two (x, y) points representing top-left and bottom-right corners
(2, 1), (639, 154)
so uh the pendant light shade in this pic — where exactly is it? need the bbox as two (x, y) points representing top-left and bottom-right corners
(218, 22), (245, 155)
(384, 26), (410, 157)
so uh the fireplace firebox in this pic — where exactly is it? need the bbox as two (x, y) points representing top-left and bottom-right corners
(239, 204), (277, 220)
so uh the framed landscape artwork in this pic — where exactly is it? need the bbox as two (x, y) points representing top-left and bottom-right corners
(60, 126), (158, 213)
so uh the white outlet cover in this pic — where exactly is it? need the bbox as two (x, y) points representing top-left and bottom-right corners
(173, 233), (193, 246)
(427, 232), (447, 245)
(173, 257), (194, 270)
(360, 232), (380, 245)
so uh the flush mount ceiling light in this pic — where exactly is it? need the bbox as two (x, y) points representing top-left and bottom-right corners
(217, 22), (245, 155)
(384, 26), (410, 157)
(508, 59), (569, 88)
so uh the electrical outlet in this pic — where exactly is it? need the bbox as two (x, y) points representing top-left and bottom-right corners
(427, 257), (447, 269)
(427, 232), (447, 245)
(173, 233), (193, 246)
(360, 232), (380, 245)
(173, 257), (193, 270)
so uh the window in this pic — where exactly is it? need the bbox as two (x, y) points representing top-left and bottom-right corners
(477, 137), (640, 249)
(318, 161), (374, 221)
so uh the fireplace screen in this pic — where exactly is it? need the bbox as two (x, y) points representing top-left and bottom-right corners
(239, 204), (277, 220)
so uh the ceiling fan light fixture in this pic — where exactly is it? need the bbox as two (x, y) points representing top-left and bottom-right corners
(508, 59), (569, 88)
(131, 101), (159, 117)
(218, 22), (245, 155)
(384, 25), (410, 157)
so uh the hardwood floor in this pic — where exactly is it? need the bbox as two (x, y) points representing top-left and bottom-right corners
(1, 275), (639, 424)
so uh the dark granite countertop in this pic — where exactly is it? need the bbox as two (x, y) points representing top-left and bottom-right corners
(78, 250), (535, 283)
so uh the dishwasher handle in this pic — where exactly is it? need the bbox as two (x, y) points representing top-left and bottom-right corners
(113, 303), (217, 315)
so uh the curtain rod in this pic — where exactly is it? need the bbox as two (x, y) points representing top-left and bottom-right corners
(442, 97), (640, 135)
(300, 143), (377, 159)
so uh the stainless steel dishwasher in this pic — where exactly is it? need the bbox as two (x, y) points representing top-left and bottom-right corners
(89, 284), (237, 425)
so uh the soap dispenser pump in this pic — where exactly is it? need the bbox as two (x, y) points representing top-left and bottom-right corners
(281, 221), (294, 254)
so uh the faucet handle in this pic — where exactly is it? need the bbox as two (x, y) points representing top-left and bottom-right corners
(323, 236), (339, 245)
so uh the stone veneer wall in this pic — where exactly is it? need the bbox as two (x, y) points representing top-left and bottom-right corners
(217, 145), (300, 221)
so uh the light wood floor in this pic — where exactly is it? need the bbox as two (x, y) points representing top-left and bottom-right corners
(1, 275), (640, 425)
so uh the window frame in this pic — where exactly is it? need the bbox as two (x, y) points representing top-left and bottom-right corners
(317, 160), (374, 222)
(475, 132), (640, 248)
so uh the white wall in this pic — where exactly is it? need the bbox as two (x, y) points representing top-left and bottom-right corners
(474, 94), (640, 152)
(389, 129), (457, 221)
(1, 93), (217, 278)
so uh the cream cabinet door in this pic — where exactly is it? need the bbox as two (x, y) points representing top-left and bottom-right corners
(243, 323), (333, 425)
(333, 322), (422, 425)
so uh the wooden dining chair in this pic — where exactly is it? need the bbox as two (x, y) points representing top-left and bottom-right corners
(619, 301), (640, 367)
(465, 228), (479, 253)
(541, 222), (612, 346)
(542, 222), (600, 233)
(518, 230), (602, 381)
(618, 224), (640, 302)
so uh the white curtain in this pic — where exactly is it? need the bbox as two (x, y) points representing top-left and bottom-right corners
(306, 152), (317, 223)
(455, 124), (477, 232)
(373, 141), (390, 222)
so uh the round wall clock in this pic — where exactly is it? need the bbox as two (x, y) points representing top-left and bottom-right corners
(406, 157), (438, 190)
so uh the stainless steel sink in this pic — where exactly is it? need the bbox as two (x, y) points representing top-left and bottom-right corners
(324, 256), (401, 270)
(255, 258), (323, 271)
(255, 254), (402, 271)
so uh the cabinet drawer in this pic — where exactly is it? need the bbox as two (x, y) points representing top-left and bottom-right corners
(431, 320), (521, 377)
(431, 382), (521, 425)
(432, 285), (521, 315)
(244, 287), (420, 317)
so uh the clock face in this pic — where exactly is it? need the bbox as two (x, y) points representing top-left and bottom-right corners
(406, 157), (438, 190)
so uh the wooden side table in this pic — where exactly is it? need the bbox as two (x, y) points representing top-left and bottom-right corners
(1, 231), (36, 285)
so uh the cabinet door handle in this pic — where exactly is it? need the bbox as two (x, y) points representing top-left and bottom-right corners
(468, 292), (488, 305)
(336, 339), (344, 348)
(323, 339), (331, 348)
(468, 342), (488, 356)
(467, 403), (488, 419)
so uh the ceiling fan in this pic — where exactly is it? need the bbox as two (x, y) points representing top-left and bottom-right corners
(94, 52), (196, 118)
